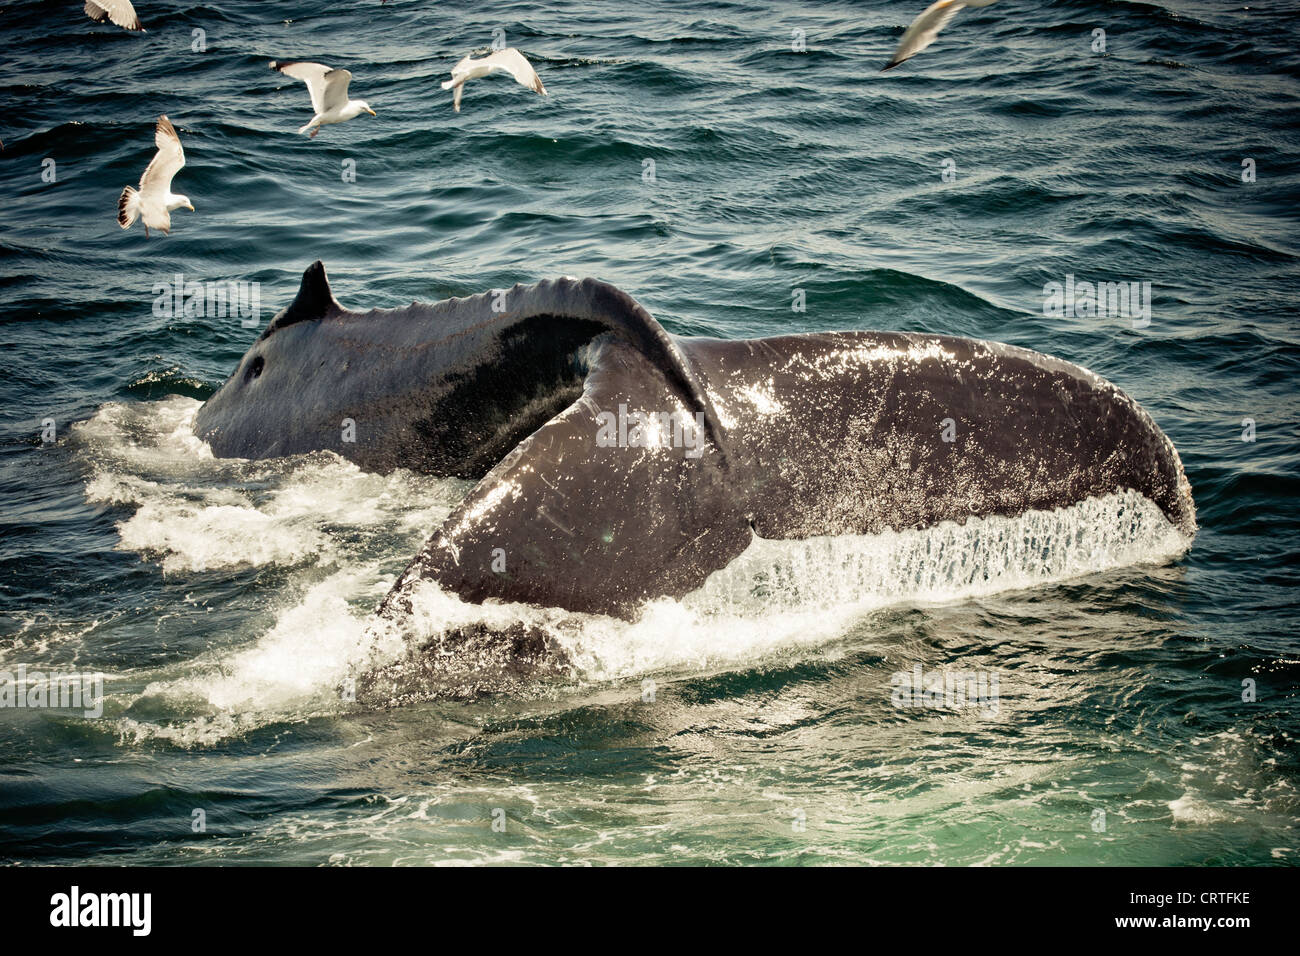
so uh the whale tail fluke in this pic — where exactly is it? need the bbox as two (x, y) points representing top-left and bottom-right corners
(118, 186), (140, 229)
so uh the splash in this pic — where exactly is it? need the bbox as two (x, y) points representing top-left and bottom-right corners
(374, 489), (1190, 699)
(75, 397), (463, 574)
(119, 566), (402, 746)
(72, 397), (1191, 739)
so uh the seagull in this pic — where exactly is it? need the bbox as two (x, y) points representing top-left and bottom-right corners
(84, 0), (143, 32)
(441, 48), (546, 113)
(882, 0), (999, 71)
(269, 61), (376, 138)
(118, 115), (192, 237)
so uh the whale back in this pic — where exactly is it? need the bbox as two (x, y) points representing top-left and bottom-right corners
(195, 262), (728, 478)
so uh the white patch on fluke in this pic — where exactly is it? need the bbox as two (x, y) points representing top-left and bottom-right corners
(737, 380), (785, 416)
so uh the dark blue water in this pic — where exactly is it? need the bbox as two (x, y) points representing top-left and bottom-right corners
(1, 0), (1297, 865)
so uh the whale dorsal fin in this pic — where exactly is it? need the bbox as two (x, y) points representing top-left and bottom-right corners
(260, 260), (342, 340)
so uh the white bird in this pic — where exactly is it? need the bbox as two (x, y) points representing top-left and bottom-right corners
(118, 115), (193, 237)
(441, 48), (547, 113)
(84, 0), (143, 32)
(269, 61), (377, 138)
(882, 0), (999, 71)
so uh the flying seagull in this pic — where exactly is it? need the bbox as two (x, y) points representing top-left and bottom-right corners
(441, 48), (546, 113)
(118, 115), (193, 237)
(84, 0), (143, 32)
(269, 61), (377, 138)
(882, 0), (999, 71)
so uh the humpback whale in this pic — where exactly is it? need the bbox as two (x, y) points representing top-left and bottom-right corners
(195, 261), (1195, 620)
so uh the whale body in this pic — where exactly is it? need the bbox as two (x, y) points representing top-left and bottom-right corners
(195, 262), (1195, 619)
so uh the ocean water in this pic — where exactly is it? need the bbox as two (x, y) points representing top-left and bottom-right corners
(1, 0), (1297, 866)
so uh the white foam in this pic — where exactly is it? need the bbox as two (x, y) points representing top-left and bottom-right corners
(74, 397), (462, 574)
(1169, 793), (1235, 826)
(73, 395), (213, 469)
(137, 567), (395, 714)
(116, 497), (330, 573)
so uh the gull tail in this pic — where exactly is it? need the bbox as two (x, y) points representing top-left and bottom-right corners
(118, 186), (140, 229)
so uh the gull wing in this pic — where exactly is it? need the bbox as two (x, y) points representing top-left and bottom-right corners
(139, 115), (185, 198)
(271, 61), (332, 114)
(883, 0), (967, 70)
(84, 0), (143, 31)
(321, 69), (354, 114)
(482, 48), (546, 95)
